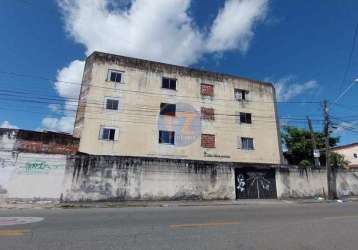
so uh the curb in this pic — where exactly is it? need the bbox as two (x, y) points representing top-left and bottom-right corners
(0, 199), (284, 209)
(1, 198), (357, 210)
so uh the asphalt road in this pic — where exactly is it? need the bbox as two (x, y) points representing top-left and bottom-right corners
(1, 202), (358, 250)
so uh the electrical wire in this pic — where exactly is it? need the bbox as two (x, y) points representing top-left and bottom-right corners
(0, 70), (322, 104)
(336, 21), (358, 97)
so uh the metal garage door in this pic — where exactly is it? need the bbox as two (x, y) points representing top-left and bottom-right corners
(235, 168), (277, 199)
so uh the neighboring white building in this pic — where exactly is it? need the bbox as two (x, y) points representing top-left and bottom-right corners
(331, 143), (358, 168)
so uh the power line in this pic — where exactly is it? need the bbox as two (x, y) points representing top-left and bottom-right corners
(0, 92), (326, 123)
(332, 79), (358, 105)
(0, 87), (312, 119)
(0, 104), (320, 125)
(336, 21), (358, 97)
(0, 70), (328, 133)
(0, 89), (326, 131)
(0, 98), (326, 133)
(0, 70), (322, 104)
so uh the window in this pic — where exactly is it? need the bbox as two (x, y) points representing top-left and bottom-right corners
(162, 77), (176, 90)
(201, 134), (215, 148)
(160, 103), (176, 116)
(159, 131), (175, 144)
(107, 70), (122, 83)
(235, 89), (249, 101)
(201, 84), (214, 97)
(240, 112), (252, 124)
(100, 128), (117, 141)
(354, 153), (357, 158)
(201, 107), (215, 120)
(241, 137), (254, 150)
(105, 98), (119, 110)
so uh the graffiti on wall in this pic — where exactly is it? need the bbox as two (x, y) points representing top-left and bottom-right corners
(246, 172), (271, 194)
(19, 161), (64, 175)
(236, 174), (246, 192)
(235, 168), (277, 199)
(236, 173), (272, 194)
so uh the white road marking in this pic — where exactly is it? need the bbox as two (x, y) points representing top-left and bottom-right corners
(0, 217), (44, 226)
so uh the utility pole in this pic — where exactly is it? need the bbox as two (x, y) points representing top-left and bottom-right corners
(323, 100), (336, 200)
(307, 116), (320, 167)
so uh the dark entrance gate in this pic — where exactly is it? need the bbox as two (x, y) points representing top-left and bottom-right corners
(235, 167), (277, 199)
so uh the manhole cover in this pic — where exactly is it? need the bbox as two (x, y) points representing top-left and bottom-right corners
(0, 217), (44, 226)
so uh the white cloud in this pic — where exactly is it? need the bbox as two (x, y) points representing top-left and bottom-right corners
(207, 0), (268, 53)
(273, 76), (319, 102)
(41, 60), (84, 133)
(54, 60), (85, 118)
(0, 121), (19, 129)
(41, 116), (75, 134)
(58, 0), (204, 65)
(58, 0), (268, 65)
(334, 121), (358, 136)
(54, 60), (84, 100)
(48, 0), (269, 133)
(48, 104), (61, 113)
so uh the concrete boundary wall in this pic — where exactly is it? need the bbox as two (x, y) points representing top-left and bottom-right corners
(336, 170), (358, 196)
(63, 155), (236, 201)
(0, 152), (67, 199)
(276, 167), (327, 198)
(276, 167), (358, 198)
(3, 150), (358, 201)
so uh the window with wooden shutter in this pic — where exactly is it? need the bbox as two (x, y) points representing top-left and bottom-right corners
(201, 84), (214, 97)
(201, 107), (215, 120)
(201, 134), (215, 148)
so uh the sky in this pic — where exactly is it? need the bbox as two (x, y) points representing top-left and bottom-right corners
(0, 0), (358, 145)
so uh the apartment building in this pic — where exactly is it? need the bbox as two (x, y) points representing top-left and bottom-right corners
(74, 51), (282, 165)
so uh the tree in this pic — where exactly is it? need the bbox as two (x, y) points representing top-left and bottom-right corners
(282, 126), (339, 166)
(330, 152), (349, 168)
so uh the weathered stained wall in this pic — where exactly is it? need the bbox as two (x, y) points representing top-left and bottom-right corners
(0, 152), (66, 199)
(75, 52), (282, 164)
(0, 151), (15, 196)
(276, 167), (358, 198)
(276, 167), (327, 198)
(336, 170), (358, 196)
(0, 129), (16, 151)
(63, 155), (235, 201)
(73, 57), (94, 139)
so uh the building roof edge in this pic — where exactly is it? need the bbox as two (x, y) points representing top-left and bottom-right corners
(87, 51), (274, 88)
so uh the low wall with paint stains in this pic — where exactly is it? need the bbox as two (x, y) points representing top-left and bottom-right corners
(0, 152), (66, 199)
(276, 167), (358, 198)
(0, 152), (15, 197)
(276, 167), (327, 198)
(63, 155), (235, 201)
(336, 170), (358, 196)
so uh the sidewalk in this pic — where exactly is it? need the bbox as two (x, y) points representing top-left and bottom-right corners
(59, 199), (289, 209)
(0, 199), (286, 210)
(1, 197), (356, 210)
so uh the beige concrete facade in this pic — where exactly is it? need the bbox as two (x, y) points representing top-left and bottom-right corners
(331, 143), (358, 168)
(74, 52), (282, 164)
